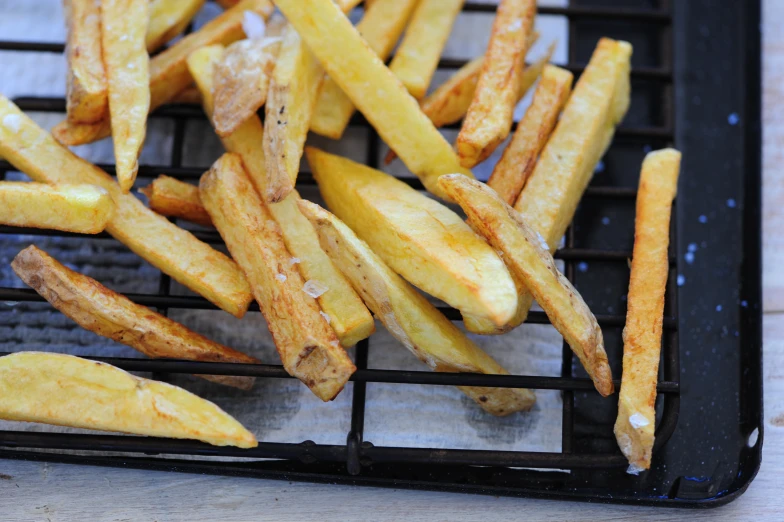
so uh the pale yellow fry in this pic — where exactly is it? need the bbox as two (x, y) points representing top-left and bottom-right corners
(200, 153), (356, 401)
(13, 246), (258, 390)
(147, 0), (206, 52)
(439, 174), (614, 396)
(274, 0), (473, 200)
(307, 147), (517, 326)
(101, 0), (150, 192)
(140, 175), (213, 227)
(0, 352), (257, 448)
(52, 0), (274, 147)
(310, 0), (419, 139)
(514, 38), (632, 249)
(299, 200), (535, 415)
(0, 182), (113, 234)
(186, 50), (375, 348)
(213, 38), (280, 137)
(615, 149), (681, 473)
(389, 0), (464, 100)
(64, 0), (107, 124)
(488, 64), (573, 205)
(457, 0), (536, 167)
(0, 95), (253, 318)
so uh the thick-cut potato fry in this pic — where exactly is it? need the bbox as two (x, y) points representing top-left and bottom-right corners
(187, 45), (267, 193)
(170, 86), (203, 104)
(307, 147), (517, 327)
(216, 0), (240, 8)
(212, 38), (280, 137)
(147, 0), (206, 53)
(514, 38), (632, 249)
(389, 0), (464, 100)
(52, 0), (275, 147)
(299, 200), (536, 416)
(310, 0), (419, 139)
(615, 149), (681, 474)
(101, 0), (150, 193)
(13, 246), (258, 390)
(274, 0), (473, 200)
(200, 154), (355, 401)
(0, 95), (252, 318)
(456, 0), (536, 167)
(0, 182), (113, 234)
(488, 65), (573, 204)
(385, 40), (552, 165)
(64, 0), (107, 124)
(0, 352), (257, 448)
(140, 175), (213, 227)
(439, 175), (613, 396)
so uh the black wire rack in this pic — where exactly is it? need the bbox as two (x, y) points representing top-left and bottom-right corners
(0, 0), (763, 508)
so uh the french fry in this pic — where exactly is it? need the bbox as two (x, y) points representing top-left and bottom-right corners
(0, 352), (257, 448)
(12, 246), (258, 390)
(140, 175), (213, 227)
(615, 149), (681, 473)
(0, 95), (253, 318)
(212, 38), (280, 137)
(273, 0), (473, 200)
(488, 64), (573, 205)
(200, 153), (356, 401)
(514, 38), (632, 249)
(52, 0), (275, 147)
(307, 147), (518, 327)
(388, 0), (464, 100)
(180, 55), (376, 347)
(216, 0), (240, 8)
(310, 0), (419, 139)
(187, 45), (267, 193)
(63, 0), (107, 124)
(298, 200), (536, 416)
(385, 39), (552, 165)
(101, 0), (150, 192)
(456, 0), (536, 167)
(0, 182), (113, 234)
(261, 0), (360, 202)
(439, 174), (614, 396)
(147, 0), (206, 53)
(170, 86), (202, 105)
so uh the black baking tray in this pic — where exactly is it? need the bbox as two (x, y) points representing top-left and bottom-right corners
(0, 0), (762, 507)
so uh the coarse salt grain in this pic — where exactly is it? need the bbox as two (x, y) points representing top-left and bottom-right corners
(535, 231), (548, 251)
(303, 280), (328, 298)
(629, 413), (650, 429)
(242, 10), (266, 40)
(275, 273), (287, 282)
(2, 114), (21, 133)
(289, 257), (301, 265)
(627, 463), (645, 476)
(320, 311), (331, 323)
(330, 340), (340, 347)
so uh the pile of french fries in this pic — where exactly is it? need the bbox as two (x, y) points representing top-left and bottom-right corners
(0, 0), (680, 473)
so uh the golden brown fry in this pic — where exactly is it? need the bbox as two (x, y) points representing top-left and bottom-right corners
(514, 38), (632, 249)
(216, 0), (240, 8)
(147, 0), (206, 52)
(615, 149), (681, 473)
(456, 0), (536, 167)
(389, 0), (464, 100)
(187, 45), (268, 197)
(307, 147), (517, 327)
(310, 0), (419, 139)
(101, 0), (150, 192)
(273, 0), (473, 200)
(299, 200), (536, 416)
(0, 95), (252, 318)
(170, 86), (202, 105)
(200, 153), (356, 401)
(52, 0), (275, 147)
(213, 37), (280, 137)
(64, 0), (107, 124)
(488, 65), (573, 205)
(385, 40), (553, 165)
(439, 174), (613, 396)
(0, 182), (113, 234)
(12, 246), (258, 390)
(140, 175), (213, 227)
(0, 352), (257, 448)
